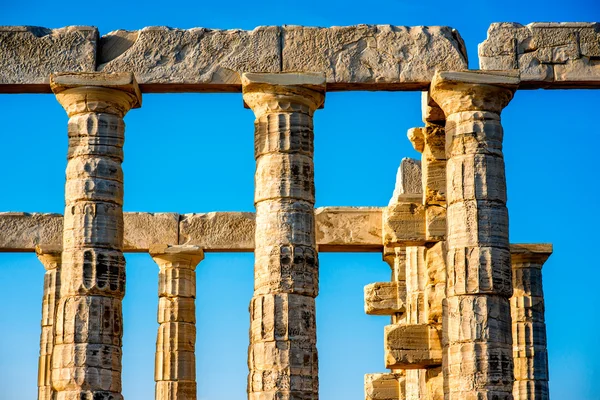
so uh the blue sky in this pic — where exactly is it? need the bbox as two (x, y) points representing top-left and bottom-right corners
(1, 1), (599, 399)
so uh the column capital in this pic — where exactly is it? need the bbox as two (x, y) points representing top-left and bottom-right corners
(150, 244), (205, 268)
(35, 245), (61, 271)
(510, 243), (553, 266)
(50, 72), (141, 117)
(430, 70), (519, 115)
(242, 72), (326, 116)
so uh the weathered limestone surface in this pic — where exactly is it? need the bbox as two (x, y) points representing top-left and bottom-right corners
(124, 212), (178, 251)
(283, 25), (468, 90)
(150, 245), (204, 400)
(383, 158), (426, 247)
(0, 24), (467, 92)
(384, 324), (442, 369)
(511, 244), (552, 400)
(431, 70), (518, 399)
(0, 208), (385, 252)
(36, 246), (62, 400)
(364, 373), (405, 400)
(51, 72), (140, 400)
(479, 22), (600, 87)
(0, 26), (97, 92)
(0, 212), (63, 251)
(315, 207), (382, 251)
(243, 73), (325, 400)
(179, 212), (255, 251)
(364, 281), (406, 315)
(99, 26), (281, 91)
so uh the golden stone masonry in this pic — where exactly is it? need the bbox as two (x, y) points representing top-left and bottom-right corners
(2, 21), (595, 399)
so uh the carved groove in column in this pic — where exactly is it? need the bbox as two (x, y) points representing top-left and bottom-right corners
(50, 72), (140, 400)
(151, 245), (204, 400)
(511, 248), (551, 400)
(431, 70), (518, 400)
(243, 73), (325, 400)
(36, 247), (62, 400)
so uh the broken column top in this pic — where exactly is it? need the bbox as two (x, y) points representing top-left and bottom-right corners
(389, 158), (422, 205)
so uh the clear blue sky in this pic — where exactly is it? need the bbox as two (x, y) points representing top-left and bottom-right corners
(1, 1), (599, 399)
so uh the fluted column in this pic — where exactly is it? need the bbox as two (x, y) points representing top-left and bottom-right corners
(36, 245), (62, 400)
(511, 245), (552, 400)
(431, 70), (519, 399)
(50, 72), (141, 400)
(150, 245), (204, 400)
(242, 72), (325, 400)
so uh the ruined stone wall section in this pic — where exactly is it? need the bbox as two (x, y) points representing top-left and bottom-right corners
(479, 22), (600, 87)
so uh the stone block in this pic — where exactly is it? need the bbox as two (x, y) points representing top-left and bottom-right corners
(389, 158), (422, 203)
(384, 324), (442, 369)
(364, 281), (406, 315)
(364, 373), (405, 400)
(382, 202), (426, 246)
(0, 26), (97, 88)
(282, 25), (467, 90)
(0, 212), (63, 251)
(99, 26), (281, 89)
(179, 212), (255, 251)
(479, 22), (600, 87)
(123, 212), (178, 251)
(316, 207), (382, 251)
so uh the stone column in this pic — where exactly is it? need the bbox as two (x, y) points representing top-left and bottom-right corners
(430, 70), (519, 399)
(242, 72), (325, 400)
(150, 245), (204, 400)
(511, 244), (552, 400)
(50, 72), (141, 400)
(36, 245), (62, 400)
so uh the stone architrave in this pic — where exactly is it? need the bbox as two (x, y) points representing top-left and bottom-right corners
(242, 72), (325, 400)
(50, 72), (141, 400)
(35, 245), (62, 400)
(431, 70), (519, 399)
(150, 245), (205, 400)
(511, 244), (552, 400)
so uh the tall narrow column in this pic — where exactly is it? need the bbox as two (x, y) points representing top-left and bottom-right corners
(511, 244), (552, 400)
(50, 72), (141, 400)
(36, 245), (62, 400)
(242, 72), (325, 400)
(431, 70), (519, 399)
(150, 245), (204, 400)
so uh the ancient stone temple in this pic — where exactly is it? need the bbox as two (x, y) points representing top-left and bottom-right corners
(1, 21), (597, 399)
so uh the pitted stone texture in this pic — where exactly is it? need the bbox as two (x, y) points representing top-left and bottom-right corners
(51, 73), (139, 400)
(364, 373), (405, 400)
(244, 73), (324, 400)
(511, 245), (551, 400)
(150, 246), (203, 400)
(479, 22), (600, 87)
(364, 281), (406, 315)
(99, 26), (281, 89)
(283, 25), (468, 90)
(316, 207), (382, 251)
(0, 26), (97, 88)
(389, 158), (422, 204)
(0, 212), (63, 251)
(124, 213), (178, 251)
(384, 324), (442, 369)
(431, 70), (517, 400)
(36, 249), (62, 400)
